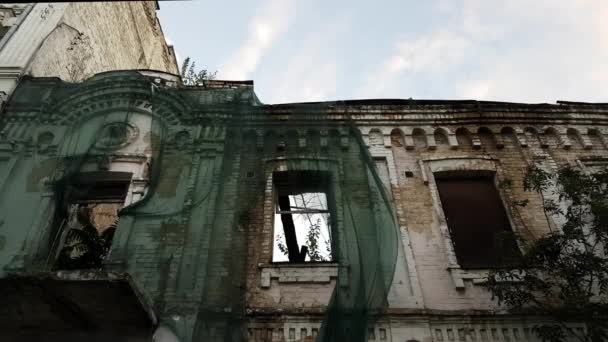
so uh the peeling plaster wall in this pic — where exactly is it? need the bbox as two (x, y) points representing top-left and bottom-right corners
(0, 2), (178, 104)
(29, 1), (178, 80)
(2, 74), (608, 342)
(382, 122), (607, 312)
(245, 105), (608, 341)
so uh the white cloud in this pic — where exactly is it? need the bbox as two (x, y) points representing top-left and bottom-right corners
(456, 1), (608, 102)
(358, 0), (608, 103)
(460, 80), (492, 99)
(269, 59), (337, 103)
(219, 0), (295, 80)
(262, 14), (352, 104)
(357, 30), (472, 98)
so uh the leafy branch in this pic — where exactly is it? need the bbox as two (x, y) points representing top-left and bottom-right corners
(55, 207), (116, 270)
(180, 57), (217, 86)
(488, 165), (608, 342)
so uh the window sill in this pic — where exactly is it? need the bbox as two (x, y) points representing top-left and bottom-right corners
(258, 262), (340, 288)
(448, 266), (524, 289)
(448, 267), (489, 289)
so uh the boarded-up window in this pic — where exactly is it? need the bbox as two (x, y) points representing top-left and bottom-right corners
(435, 173), (520, 268)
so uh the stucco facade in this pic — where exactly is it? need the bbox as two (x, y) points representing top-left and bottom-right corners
(0, 70), (605, 341)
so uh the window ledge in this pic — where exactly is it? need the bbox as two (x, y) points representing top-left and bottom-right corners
(448, 266), (524, 289)
(448, 267), (489, 289)
(258, 263), (340, 288)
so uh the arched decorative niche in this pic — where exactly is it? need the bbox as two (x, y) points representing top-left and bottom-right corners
(588, 128), (607, 149)
(500, 126), (518, 148)
(523, 127), (541, 148)
(541, 127), (559, 149)
(412, 128), (427, 149)
(477, 127), (495, 149)
(455, 127), (472, 148)
(390, 128), (405, 148)
(434, 128), (449, 146)
(567, 128), (584, 149)
(369, 128), (384, 146)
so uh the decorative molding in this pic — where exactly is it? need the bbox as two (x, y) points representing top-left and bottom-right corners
(94, 122), (139, 151)
(421, 156), (526, 289)
(258, 263), (339, 288)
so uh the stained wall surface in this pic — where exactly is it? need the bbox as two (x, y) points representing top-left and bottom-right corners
(0, 71), (606, 341)
(0, 2), (178, 104)
(29, 1), (178, 81)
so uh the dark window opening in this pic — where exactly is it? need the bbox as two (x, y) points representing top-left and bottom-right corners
(54, 171), (132, 270)
(272, 171), (333, 263)
(0, 26), (10, 42)
(435, 171), (521, 268)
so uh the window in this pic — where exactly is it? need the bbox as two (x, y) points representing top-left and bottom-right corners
(435, 172), (520, 268)
(0, 26), (10, 42)
(272, 171), (333, 262)
(54, 171), (132, 270)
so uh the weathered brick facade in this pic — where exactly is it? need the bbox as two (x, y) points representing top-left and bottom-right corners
(244, 101), (607, 341)
(0, 70), (606, 341)
(0, 2), (178, 109)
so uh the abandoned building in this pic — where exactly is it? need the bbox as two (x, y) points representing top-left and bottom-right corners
(0, 1), (178, 111)
(1, 68), (606, 341)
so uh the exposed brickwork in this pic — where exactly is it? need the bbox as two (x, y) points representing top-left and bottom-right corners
(3, 73), (608, 341)
(242, 102), (608, 341)
(28, 1), (178, 81)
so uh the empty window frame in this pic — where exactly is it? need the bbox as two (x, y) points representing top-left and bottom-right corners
(435, 172), (521, 268)
(54, 171), (132, 270)
(272, 171), (333, 262)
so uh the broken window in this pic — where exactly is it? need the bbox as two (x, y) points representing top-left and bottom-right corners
(435, 172), (521, 268)
(272, 171), (333, 262)
(54, 171), (132, 270)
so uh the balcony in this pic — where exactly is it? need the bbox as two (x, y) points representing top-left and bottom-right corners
(0, 270), (156, 341)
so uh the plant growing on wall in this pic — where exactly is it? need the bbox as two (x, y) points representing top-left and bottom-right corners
(55, 207), (116, 270)
(275, 217), (332, 262)
(65, 31), (93, 82)
(488, 165), (608, 342)
(180, 57), (217, 86)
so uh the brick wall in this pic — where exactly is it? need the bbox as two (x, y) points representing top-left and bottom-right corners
(4, 72), (607, 341)
(243, 102), (608, 341)
(28, 1), (178, 81)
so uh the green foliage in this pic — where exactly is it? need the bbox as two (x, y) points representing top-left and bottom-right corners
(498, 177), (513, 189)
(306, 218), (328, 261)
(275, 217), (331, 262)
(276, 234), (288, 258)
(488, 165), (608, 342)
(55, 207), (116, 270)
(180, 57), (217, 86)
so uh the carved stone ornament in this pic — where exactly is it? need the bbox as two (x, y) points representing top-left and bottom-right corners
(95, 122), (139, 150)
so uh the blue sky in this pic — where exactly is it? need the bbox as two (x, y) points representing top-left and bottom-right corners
(158, 0), (608, 105)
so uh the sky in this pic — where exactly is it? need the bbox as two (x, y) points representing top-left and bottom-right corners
(157, 0), (608, 105)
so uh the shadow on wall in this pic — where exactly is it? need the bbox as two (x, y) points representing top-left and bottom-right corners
(153, 326), (180, 342)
